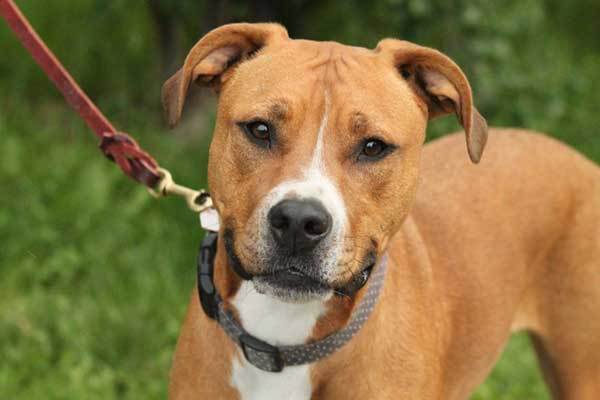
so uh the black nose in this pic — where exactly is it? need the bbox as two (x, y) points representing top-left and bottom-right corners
(268, 199), (332, 254)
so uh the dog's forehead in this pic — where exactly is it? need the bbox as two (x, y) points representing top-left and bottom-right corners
(269, 39), (375, 67)
(228, 39), (389, 96)
(224, 39), (423, 133)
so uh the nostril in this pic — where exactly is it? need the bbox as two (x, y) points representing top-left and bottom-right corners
(270, 214), (289, 231)
(304, 218), (328, 237)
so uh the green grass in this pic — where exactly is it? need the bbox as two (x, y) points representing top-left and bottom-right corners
(472, 334), (549, 400)
(0, 102), (555, 399)
(0, 102), (213, 399)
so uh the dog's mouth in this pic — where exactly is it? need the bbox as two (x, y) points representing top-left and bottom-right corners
(252, 268), (331, 301)
(224, 228), (377, 301)
(252, 262), (376, 302)
(259, 267), (328, 290)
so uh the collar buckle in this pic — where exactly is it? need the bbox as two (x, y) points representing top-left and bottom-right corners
(239, 334), (284, 372)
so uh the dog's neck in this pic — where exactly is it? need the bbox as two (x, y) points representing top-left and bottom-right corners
(211, 239), (349, 400)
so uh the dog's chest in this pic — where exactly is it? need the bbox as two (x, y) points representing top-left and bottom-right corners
(230, 282), (325, 400)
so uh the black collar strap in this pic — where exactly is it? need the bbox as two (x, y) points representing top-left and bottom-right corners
(197, 231), (388, 373)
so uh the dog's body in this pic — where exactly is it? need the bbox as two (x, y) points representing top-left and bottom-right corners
(163, 23), (600, 399)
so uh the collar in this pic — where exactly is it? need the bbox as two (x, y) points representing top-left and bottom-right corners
(197, 231), (388, 372)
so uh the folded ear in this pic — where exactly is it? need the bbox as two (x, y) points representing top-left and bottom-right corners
(161, 23), (288, 127)
(376, 39), (488, 163)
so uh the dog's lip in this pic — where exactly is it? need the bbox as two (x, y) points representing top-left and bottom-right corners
(253, 257), (378, 296)
(286, 268), (306, 277)
(333, 262), (376, 296)
(256, 268), (329, 292)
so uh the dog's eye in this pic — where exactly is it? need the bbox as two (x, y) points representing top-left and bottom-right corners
(359, 138), (392, 161)
(363, 140), (385, 157)
(247, 121), (270, 140)
(239, 120), (273, 148)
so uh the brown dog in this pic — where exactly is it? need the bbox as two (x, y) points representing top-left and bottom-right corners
(162, 23), (600, 399)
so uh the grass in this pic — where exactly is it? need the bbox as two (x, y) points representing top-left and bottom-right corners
(0, 101), (213, 399)
(0, 100), (557, 399)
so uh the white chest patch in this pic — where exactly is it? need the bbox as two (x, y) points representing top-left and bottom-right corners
(230, 281), (326, 400)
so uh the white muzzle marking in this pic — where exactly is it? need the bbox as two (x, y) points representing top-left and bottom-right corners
(255, 93), (347, 280)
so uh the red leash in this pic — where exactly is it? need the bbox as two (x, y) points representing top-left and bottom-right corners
(0, 0), (161, 188)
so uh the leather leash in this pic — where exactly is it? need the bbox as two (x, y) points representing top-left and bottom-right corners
(0, 0), (213, 214)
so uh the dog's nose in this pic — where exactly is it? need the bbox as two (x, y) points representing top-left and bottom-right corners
(268, 199), (332, 254)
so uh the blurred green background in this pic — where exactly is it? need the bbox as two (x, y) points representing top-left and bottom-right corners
(1, 1), (598, 399)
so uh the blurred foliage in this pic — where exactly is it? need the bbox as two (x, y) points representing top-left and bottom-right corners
(0, 1), (159, 111)
(1, 0), (598, 399)
(2, 0), (599, 153)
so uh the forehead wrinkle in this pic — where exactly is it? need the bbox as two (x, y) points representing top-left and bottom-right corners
(295, 43), (351, 76)
(290, 46), (333, 73)
(331, 58), (349, 85)
(303, 54), (331, 71)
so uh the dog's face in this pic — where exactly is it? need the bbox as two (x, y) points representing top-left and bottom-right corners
(163, 24), (487, 302)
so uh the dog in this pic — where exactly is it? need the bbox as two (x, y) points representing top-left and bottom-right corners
(161, 23), (600, 399)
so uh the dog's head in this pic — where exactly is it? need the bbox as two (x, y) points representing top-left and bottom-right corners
(162, 23), (487, 302)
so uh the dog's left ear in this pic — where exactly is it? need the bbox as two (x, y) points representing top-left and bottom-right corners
(376, 39), (488, 163)
(162, 23), (288, 127)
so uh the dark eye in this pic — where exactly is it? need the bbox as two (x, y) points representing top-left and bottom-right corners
(363, 139), (385, 157)
(247, 121), (270, 140)
(359, 138), (391, 161)
(239, 120), (273, 148)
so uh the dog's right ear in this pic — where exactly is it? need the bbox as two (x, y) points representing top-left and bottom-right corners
(161, 23), (288, 127)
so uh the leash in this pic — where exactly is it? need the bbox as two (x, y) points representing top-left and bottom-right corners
(0, 0), (213, 215)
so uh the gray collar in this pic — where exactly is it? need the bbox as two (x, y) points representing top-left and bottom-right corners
(197, 232), (388, 372)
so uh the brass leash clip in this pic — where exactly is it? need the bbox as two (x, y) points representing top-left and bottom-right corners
(148, 167), (213, 213)
(148, 168), (220, 232)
